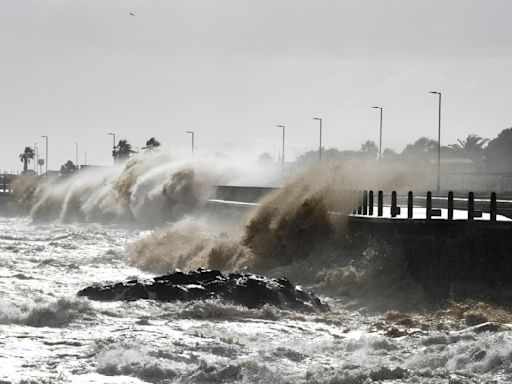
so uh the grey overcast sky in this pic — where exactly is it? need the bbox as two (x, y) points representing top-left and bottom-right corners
(1, 0), (512, 172)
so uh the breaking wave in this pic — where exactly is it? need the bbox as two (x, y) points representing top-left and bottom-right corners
(0, 297), (93, 327)
(125, 160), (429, 307)
(10, 152), (239, 225)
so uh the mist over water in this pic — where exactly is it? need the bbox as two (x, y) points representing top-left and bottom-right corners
(122, 158), (432, 309)
(11, 152), (264, 225)
(4, 155), (512, 383)
(10, 153), (440, 307)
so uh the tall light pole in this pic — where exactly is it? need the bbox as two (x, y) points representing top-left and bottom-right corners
(75, 142), (79, 168)
(107, 133), (116, 165)
(41, 135), (48, 174)
(313, 117), (322, 163)
(429, 91), (442, 194)
(277, 125), (285, 171)
(33, 143), (37, 172)
(372, 106), (383, 160)
(185, 131), (195, 155)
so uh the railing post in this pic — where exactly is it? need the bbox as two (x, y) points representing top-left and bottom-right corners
(362, 190), (368, 215)
(391, 191), (398, 218)
(490, 192), (497, 222)
(407, 191), (413, 219)
(357, 191), (363, 214)
(426, 191), (432, 220)
(468, 192), (474, 220)
(369, 191), (374, 216)
(378, 191), (383, 217)
(448, 191), (454, 221)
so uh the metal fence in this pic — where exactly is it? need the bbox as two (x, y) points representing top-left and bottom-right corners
(213, 185), (277, 203)
(354, 190), (512, 220)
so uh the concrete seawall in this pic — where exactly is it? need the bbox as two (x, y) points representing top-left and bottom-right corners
(206, 195), (512, 300)
(0, 193), (11, 215)
(349, 217), (512, 299)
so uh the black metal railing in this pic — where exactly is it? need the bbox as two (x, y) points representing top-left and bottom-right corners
(213, 185), (512, 221)
(355, 190), (512, 221)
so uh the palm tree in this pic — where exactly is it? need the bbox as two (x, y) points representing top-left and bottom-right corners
(143, 137), (161, 150)
(114, 139), (135, 162)
(449, 134), (489, 161)
(19, 147), (35, 172)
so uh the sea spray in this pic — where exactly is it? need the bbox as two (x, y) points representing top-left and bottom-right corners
(124, 160), (430, 307)
(9, 151), (243, 225)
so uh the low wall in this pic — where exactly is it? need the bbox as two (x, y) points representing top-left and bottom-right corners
(349, 217), (512, 299)
(0, 193), (11, 215)
(207, 197), (512, 300)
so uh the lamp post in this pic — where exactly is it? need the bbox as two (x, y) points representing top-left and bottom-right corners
(429, 91), (442, 194)
(107, 133), (116, 165)
(313, 117), (323, 163)
(41, 135), (48, 174)
(34, 143), (37, 172)
(371, 106), (383, 160)
(75, 142), (79, 168)
(277, 125), (285, 171)
(185, 131), (195, 155)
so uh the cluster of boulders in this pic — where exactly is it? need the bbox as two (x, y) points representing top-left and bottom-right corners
(78, 268), (328, 312)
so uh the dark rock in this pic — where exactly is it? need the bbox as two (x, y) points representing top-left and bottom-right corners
(384, 327), (408, 338)
(77, 268), (328, 312)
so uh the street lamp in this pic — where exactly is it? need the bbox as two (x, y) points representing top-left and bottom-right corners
(429, 91), (442, 194)
(33, 143), (38, 172)
(277, 125), (285, 171)
(75, 142), (79, 168)
(313, 117), (323, 163)
(371, 106), (383, 160)
(107, 133), (116, 165)
(41, 135), (48, 174)
(185, 131), (195, 155)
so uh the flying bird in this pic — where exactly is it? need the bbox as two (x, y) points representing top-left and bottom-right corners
(129, 12), (136, 17)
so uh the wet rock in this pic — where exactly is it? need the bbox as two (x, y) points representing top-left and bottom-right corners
(448, 375), (471, 384)
(384, 327), (408, 338)
(369, 366), (408, 381)
(78, 268), (328, 312)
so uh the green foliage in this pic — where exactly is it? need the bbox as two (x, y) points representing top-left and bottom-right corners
(145, 137), (161, 150)
(485, 128), (512, 173)
(360, 140), (379, 159)
(19, 146), (35, 172)
(60, 160), (77, 177)
(449, 134), (488, 161)
(114, 139), (135, 162)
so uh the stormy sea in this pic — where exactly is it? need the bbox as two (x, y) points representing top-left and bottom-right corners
(1, 152), (511, 384)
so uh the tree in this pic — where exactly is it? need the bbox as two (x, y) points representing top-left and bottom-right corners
(258, 152), (273, 163)
(360, 140), (379, 159)
(114, 139), (135, 162)
(143, 137), (161, 150)
(60, 160), (77, 177)
(294, 148), (362, 169)
(449, 134), (488, 161)
(19, 147), (35, 172)
(401, 137), (438, 163)
(485, 128), (512, 173)
(382, 148), (399, 161)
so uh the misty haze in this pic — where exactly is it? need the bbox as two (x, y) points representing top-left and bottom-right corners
(1, 1), (512, 383)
